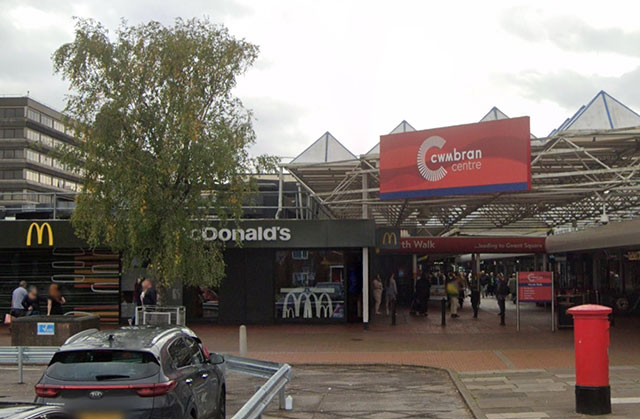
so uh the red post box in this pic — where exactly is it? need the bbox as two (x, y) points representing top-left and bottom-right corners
(567, 304), (612, 415)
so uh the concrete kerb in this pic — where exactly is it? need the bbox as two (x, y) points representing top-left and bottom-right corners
(446, 368), (485, 419)
(289, 363), (480, 418)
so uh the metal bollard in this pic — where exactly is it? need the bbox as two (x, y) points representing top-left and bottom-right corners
(441, 298), (446, 327)
(239, 325), (248, 357)
(17, 346), (23, 384)
(391, 300), (396, 326)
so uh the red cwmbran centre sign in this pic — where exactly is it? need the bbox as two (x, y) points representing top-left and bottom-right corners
(379, 117), (531, 199)
(518, 271), (552, 302)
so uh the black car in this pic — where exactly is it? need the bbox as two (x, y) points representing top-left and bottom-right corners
(0, 403), (69, 419)
(34, 326), (226, 419)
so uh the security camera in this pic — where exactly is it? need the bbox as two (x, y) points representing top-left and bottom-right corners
(599, 204), (609, 224)
(599, 213), (609, 225)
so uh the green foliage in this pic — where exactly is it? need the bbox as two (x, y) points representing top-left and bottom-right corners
(53, 17), (261, 288)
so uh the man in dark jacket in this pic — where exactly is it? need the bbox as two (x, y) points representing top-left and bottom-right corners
(415, 273), (431, 316)
(496, 273), (509, 326)
(469, 274), (481, 319)
(141, 279), (158, 306)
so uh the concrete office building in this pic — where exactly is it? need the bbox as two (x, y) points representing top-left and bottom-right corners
(0, 96), (82, 215)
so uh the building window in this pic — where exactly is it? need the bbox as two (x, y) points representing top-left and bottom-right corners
(40, 114), (53, 128)
(0, 107), (24, 118)
(25, 128), (40, 142)
(27, 108), (40, 122)
(40, 134), (54, 148)
(53, 120), (65, 132)
(40, 173), (52, 186)
(24, 169), (39, 182)
(1, 129), (16, 138)
(275, 250), (346, 321)
(26, 149), (40, 163)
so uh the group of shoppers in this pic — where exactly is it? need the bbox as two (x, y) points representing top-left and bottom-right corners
(9, 281), (65, 319)
(371, 269), (518, 326)
(372, 273), (398, 316)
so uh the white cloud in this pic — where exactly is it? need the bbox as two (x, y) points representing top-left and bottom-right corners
(2, 0), (640, 156)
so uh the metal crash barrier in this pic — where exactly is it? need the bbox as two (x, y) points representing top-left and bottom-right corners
(0, 346), (58, 383)
(224, 355), (293, 419)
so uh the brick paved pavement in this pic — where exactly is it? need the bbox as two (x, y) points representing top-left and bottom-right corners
(169, 298), (637, 373)
(457, 366), (640, 419)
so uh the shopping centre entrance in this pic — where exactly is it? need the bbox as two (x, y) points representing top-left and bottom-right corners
(369, 233), (553, 329)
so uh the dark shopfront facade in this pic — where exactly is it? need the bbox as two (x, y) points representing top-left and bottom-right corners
(0, 221), (121, 323)
(0, 219), (375, 325)
(188, 219), (375, 324)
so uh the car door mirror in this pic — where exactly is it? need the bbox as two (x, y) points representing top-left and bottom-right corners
(208, 353), (224, 365)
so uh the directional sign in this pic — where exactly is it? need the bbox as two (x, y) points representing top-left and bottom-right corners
(518, 272), (552, 302)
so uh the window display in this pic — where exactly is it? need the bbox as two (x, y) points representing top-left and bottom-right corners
(275, 250), (346, 321)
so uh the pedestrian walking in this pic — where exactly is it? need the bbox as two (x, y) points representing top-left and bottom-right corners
(385, 273), (398, 316)
(457, 272), (466, 309)
(496, 273), (509, 326)
(47, 284), (66, 316)
(141, 279), (158, 307)
(412, 272), (431, 316)
(22, 286), (41, 316)
(10, 280), (28, 318)
(372, 274), (383, 315)
(446, 275), (459, 318)
(508, 274), (517, 304)
(470, 274), (481, 319)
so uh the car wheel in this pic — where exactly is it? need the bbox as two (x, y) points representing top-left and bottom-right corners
(217, 387), (226, 419)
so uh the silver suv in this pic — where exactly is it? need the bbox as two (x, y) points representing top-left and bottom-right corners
(34, 326), (225, 419)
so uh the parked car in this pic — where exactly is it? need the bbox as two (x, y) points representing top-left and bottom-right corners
(34, 326), (226, 419)
(0, 403), (70, 419)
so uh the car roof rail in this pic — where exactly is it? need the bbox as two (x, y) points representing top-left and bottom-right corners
(63, 328), (99, 345)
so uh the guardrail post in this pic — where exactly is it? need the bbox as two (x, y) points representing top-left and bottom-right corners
(239, 325), (247, 357)
(279, 386), (286, 409)
(17, 346), (23, 384)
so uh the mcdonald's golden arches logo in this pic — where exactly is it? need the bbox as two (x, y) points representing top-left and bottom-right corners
(381, 232), (398, 246)
(26, 222), (54, 246)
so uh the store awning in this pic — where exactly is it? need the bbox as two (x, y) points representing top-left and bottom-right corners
(546, 218), (640, 253)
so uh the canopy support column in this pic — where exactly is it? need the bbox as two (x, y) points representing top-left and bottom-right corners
(362, 247), (369, 330)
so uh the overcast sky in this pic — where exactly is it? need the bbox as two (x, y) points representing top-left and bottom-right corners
(2, 1), (640, 159)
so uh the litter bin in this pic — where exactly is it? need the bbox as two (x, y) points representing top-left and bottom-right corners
(11, 314), (100, 346)
(558, 302), (575, 328)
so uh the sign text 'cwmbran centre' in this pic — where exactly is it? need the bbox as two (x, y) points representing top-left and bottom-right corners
(194, 226), (292, 242)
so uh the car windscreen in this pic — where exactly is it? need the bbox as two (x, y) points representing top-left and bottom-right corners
(46, 350), (160, 381)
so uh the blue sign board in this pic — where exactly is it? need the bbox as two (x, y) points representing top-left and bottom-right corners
(37, 322), (55, 336)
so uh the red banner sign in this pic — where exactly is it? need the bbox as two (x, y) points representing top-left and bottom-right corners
(379, 117), (531, 199)
(379, 236), (546, 254)
(518, 271), (552, 302)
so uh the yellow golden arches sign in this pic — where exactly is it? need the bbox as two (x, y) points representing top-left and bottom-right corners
(381, 232), (398, 246)
(26, 222), (54, 246)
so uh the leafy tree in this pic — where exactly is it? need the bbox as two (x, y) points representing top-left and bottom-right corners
(53, 17), (267, 289)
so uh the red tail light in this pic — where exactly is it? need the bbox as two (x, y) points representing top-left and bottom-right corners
(34, 380), (177, 398)
(35, 385), (60, 398)
(135, 380), (177, 397)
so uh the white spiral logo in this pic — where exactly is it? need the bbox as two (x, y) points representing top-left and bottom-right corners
(417, 136), (447, 182)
